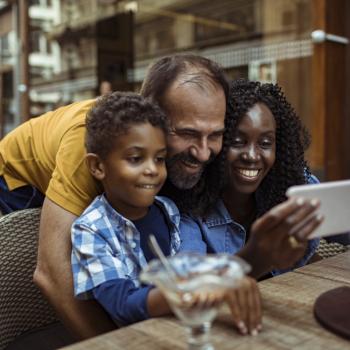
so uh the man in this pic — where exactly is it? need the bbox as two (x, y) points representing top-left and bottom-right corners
(0, 54), (228, 339)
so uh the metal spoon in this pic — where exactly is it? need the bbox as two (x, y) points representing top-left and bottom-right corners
(148, 234), (193, 303)
(148, 234), (178, 284)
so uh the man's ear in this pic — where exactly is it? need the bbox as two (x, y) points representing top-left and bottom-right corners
(85, 153), (105, 181)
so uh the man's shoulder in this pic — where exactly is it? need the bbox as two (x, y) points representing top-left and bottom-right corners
(58, 99), (96, 113)
(50, 99), (97, 128)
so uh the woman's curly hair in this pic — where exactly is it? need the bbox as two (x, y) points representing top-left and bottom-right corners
(175, 79), (312, 217)
(222, 79), (312, 217)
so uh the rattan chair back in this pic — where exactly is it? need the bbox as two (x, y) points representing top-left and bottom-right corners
(0, 208), (58, 350)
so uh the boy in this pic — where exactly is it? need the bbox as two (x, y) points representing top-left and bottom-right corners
(71, 92), (261, 334)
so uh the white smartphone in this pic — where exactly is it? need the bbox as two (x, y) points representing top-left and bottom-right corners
(286, 179), (350, 239)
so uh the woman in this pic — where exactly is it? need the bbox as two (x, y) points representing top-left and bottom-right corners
(179, 79), (323, 279)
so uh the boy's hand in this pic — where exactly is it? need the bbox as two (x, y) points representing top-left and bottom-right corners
(224, 276), (262, 335)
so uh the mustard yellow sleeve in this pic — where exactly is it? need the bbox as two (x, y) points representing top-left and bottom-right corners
(45, 124), (101, 216)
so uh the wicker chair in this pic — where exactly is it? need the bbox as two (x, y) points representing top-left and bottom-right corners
(316, 238), (349, 259)
(0, 208), (59, 350)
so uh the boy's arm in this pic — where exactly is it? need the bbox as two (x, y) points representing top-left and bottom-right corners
(92, 279), (171, 325)
(34, 198), (115, 339)
(147, 287), (172, 316)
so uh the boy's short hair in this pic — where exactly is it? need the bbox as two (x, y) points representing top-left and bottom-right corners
(85, 91), (168, 159)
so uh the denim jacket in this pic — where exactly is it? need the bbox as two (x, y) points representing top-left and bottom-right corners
(179, 175), (320, 276)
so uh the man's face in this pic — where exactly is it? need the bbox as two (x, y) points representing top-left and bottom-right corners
(163, 82), (226, 189)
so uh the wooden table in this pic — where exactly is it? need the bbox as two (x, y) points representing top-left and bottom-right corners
(60, 251), (350, 350)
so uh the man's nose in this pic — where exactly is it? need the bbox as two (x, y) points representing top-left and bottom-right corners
(189, 139), (211, 163)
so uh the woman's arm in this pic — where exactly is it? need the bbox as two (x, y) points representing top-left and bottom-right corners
(238, 197), (323, 279)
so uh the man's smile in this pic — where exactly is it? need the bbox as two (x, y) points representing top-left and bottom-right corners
(180, 160), (203, 174)
(181, 160), (201, 168)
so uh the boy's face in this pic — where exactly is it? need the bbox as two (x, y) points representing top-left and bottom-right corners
(93, 123), (167, 220)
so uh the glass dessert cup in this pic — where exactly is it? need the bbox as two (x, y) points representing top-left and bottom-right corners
(140, 253), (250, 350)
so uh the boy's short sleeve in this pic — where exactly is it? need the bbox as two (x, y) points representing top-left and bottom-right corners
(71, 219), (128, 299)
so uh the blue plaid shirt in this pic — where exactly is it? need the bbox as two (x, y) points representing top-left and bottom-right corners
(71, 194), (181, 300)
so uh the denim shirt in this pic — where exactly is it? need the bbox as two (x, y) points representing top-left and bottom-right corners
(179, 175), (320, 276)
(72, 194), (181, 299)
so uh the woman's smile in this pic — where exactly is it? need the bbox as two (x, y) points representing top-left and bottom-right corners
(235, 168), (261, 180)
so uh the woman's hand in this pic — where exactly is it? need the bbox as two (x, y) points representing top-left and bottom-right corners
(223, 276), (262, 335)
(238, 197), (323, 278)
(180, 276), (262, 336)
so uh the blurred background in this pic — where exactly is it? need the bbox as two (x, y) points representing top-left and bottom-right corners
(0, 0), (349, 181)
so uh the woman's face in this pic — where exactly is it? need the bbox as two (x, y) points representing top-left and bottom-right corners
(226, 103), (276, 197)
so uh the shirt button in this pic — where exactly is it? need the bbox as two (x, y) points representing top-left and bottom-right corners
(130, 241), (137, 249)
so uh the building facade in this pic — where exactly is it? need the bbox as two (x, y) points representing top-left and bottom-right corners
(0, 0), (57, 132)
(0, 0), (349, 179)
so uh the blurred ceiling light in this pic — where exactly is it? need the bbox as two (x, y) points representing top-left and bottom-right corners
(124, 1), (138, 13)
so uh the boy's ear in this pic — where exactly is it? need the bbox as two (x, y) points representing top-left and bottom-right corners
(85, 153), (105, 181)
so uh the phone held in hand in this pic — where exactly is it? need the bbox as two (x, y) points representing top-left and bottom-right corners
(286, 179), (350, 239)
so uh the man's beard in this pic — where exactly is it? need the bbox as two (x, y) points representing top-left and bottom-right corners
(166, 152), (214, 190)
